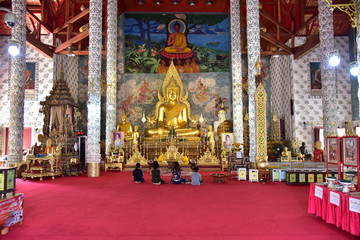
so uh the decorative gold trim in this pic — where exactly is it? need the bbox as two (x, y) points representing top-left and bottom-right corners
(323, 0), (359, 27)
(255, 83), (268, 163)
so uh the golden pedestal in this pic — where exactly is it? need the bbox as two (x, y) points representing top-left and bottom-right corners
(87, 162), (100, 177)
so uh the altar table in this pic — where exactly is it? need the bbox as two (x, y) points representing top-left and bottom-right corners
(308, 183), (360, 236)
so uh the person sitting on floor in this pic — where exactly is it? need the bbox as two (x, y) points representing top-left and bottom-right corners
(132, 163), (144, 183)
(190, 166), (202, 186)
(171, 162), (187, 184)
(151, 161), (166, 185)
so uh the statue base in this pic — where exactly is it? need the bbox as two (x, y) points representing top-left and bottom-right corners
(87, 162), (100, 177)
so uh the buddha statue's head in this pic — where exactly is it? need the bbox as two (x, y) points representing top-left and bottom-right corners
(121, 114), (128, 124)
(166, 80), (180, 102)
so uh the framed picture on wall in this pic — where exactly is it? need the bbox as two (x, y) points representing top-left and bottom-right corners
(342, 136), (358, 166)
(221, 133), (234, 150)
(113, 131), (124, 149)
(309, 62), (322, 96)
(25, 61), (39, 99)
(326, 137), (340, 164)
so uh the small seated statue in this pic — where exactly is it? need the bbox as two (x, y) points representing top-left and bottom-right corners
(116, 114), (133, 141)
(281, 147), (291, 161)
(147, 64), (200, 137)
(313, 141), (324, 162)
(214, 104), (226, 133)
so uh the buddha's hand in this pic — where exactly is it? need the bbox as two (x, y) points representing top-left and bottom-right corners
(158, 127), (165, 135)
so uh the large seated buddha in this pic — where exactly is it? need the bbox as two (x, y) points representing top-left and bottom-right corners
(147, 61), (200, 137)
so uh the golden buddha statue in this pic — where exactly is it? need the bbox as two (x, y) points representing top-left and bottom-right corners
(116, 114), (133, 141)
(147, 61), (200, 137)
(281, 147), (291, 161)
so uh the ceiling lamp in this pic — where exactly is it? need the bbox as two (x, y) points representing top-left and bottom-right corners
(171, 0), (180, 5)
(137, 0), (145, 5)
(350, 61), (359, 76)
(188, 0), (198, 6)
(205, 0), (214, 5)
(153, 0), (163, 5)
(328, 50), (341, 67)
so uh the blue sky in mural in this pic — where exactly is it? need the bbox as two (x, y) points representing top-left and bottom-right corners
(124, 14), (230, 73)
(125, 17), (229, 52)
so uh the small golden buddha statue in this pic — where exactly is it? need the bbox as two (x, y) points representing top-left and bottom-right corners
(116, 114), (133, 141)
(281, 147), (291, 161)
(146, 62), (200, 137)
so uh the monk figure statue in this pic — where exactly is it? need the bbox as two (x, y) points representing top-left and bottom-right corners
(147, 61), (199, 137)
(116, 114), (133, 141)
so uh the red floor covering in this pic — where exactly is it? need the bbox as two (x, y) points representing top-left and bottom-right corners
(3, 171), (359, 240)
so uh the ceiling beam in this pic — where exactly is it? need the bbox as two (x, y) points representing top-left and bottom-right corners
(295, 14), (317, 36)
(54, 30), (89, 53)
(26, 9), (52, 34)
(57, 50), (107, 55)
(259, 9), (292, 36)
(293, 34), (320, 59)
(26, 32), (53, 58)
(260, 31), (293, 54)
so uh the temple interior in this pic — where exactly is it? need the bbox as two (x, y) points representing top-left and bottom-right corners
(0, 0), (360, 238)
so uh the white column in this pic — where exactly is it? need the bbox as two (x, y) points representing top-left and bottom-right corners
(106, 0), (118, 152)
(8, 0), (26, 166)
(86, 0), (102, 176)
(318, 0), (337, 138)
(230, 0), (243, 145)
(357, 0), (360, 118)
(246, 0), (260, 162)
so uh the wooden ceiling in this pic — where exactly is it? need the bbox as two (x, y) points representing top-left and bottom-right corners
(0, 0), (353, 59)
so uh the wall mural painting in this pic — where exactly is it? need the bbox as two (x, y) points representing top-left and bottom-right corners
(117, 73), (232, 127)
(124, 14), (230, 73)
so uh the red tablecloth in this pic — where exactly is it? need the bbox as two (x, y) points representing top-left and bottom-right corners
(308, 183), (360, 236)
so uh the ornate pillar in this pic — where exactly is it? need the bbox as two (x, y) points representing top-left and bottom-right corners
(105, 0), (118, 152)
(318, 0), (337, 138)
(87, 0), (102, 177)
(246, 0), (260, 162)
(8, 0), (26, 166)
(255, 83), (268, 165)
(230, 0), (243, 145)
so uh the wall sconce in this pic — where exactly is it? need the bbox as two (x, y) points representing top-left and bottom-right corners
(8, 39), (21, 57)
(328, 50), (341, 67)
(350, 61), (359, 76)
(141, 113), (147, 123)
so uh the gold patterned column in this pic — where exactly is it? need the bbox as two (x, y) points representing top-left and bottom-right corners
(8, 0), (26, 166)
(105, 0), (118, 152)
(230, 0), (243, 145)
(255, 83), (268, 165)
(87, 0), (102, 177)
(246, 0), (260, 162)
(318, 0), (337, 138)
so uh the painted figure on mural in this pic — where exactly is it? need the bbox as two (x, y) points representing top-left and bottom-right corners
(164, 21), (192, 54)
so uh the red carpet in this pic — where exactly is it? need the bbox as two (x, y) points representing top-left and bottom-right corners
(3, 171), (358, 240)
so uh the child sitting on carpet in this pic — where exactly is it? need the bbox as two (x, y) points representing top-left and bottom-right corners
(151, 161), (166, 184)
(171, 162), (187, 184)
(190, 166), (202, 186)
(132, 163), (144, 183)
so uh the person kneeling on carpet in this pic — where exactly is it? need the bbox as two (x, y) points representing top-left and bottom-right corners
(133, 163), (144, 183)
(190, 166), (202, 186)
(171, 162), (187, 184)
(151, 161), (166, 185)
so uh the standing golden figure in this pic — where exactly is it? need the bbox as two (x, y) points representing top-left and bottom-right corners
(116, 114), (133, 141)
